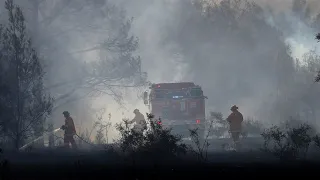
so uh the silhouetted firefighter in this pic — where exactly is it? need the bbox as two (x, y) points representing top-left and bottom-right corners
(226, 105), (243, 150)
(128, 109), (147, 136)
(60, 111), (77, 149)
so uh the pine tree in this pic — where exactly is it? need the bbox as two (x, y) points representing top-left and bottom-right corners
(0, 0), (52, 149)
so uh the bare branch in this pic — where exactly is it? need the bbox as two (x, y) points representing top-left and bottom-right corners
(40, 0), (72, 27)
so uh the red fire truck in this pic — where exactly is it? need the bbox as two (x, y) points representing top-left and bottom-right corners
(143, 82), (207, 139)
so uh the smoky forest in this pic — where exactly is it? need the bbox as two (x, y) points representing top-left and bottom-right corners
(1, 0), (320, 179)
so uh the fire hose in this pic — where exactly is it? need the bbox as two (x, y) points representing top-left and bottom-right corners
(19, 127), (102, 151)
(19, 120), (137, 151)
(19, 128), (62, 151)
(58, 125), (99, 147)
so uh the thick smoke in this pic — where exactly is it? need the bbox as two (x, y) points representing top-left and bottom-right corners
(284, 16), (320, 60)
(116, 0), (277, 116)
(2, 0), (320, 143)
(113, 0), (320, 127)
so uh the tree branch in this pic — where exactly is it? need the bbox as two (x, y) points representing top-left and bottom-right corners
(51, 92), (91, 112)
(40, 0), (72, 27)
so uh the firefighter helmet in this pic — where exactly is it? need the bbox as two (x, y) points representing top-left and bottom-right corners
(230, 105), (238, 111)
(62, 111), (70, 116)
(133, 109), (139, 114)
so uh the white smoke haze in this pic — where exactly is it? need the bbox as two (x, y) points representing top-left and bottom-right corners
(71, 0), (320, 139)
(285, 21), (320, 62)
(114, 0), (320, 125)
(2, 0), (320, 143)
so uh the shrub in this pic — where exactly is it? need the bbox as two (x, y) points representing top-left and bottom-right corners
(241, 118), (264, 138)
(280, 117), (306, 129)
(114, 113), (187, 162)
(76, 129), (94, 149)
(208, 112), (229, 138)
(94, 109), (112, 144)
(188, 127), (211, 163)
(261, 123), (313, 161)
(313, 135), (320, 149)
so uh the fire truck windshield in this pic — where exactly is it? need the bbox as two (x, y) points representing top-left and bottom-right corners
(190, 88), (203, 97)
(152, 86), (204, 100)
(168, 91), (185, 99)
(153, 90), (167, 99)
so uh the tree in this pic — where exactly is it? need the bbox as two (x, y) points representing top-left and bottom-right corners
(17, 0), (148, 107)
(293, 51), (320, 122)
(0, 0), (52, 149)
(93, 109), (109, 144)
(0, 0), (147, 111)
(7, 0), (148, 147)
(82, 13), (147, 103)
(95, 128), (106, 144)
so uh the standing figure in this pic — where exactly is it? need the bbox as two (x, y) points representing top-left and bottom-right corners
(128, 109), (147, 135)
(226, 105), (243, 150)
(61, 111), (77, 149)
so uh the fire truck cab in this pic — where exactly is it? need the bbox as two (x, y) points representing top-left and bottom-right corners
(143, 82), (207, 139)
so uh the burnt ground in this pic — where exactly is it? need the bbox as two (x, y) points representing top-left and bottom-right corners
(1, 138), (320, 179)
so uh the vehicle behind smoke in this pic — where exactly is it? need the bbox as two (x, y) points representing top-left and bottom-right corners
(143, 82), (207, 139)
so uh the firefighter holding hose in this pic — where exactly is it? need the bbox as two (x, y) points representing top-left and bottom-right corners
(61, 111), (77, 149)
(226, 105), (243, 150)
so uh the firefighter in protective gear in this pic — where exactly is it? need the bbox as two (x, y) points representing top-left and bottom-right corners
(128, 109), (147, 135)
(226, 105), (243, 149)
(61, 111), (77, 149)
